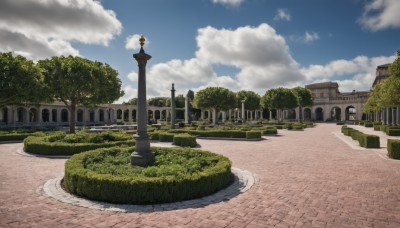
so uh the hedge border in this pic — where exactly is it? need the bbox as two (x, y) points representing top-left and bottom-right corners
(64, 146), (232, 204)
(387, 139), (400, 160)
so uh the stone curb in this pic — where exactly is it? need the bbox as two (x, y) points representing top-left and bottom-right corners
(40, 167), (255, 213)
(197, 137), (264, 141)
(16, 148), (71, 159)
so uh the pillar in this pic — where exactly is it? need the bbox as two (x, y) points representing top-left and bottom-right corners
(241, 100), (245, 122)
(200, 110), (204, 119)
(131, 35), (154, 167)
(229, 109), (232, 121)
(222, 111), (226, 123)
(392, 108), (396, 125)
(171, 83), (176, 129)
(184, 93), (189, 124)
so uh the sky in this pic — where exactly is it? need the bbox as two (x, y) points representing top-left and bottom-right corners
(1, 0), (399, 103)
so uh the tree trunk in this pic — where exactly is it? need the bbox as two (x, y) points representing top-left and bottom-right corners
(69, 102), (76, 134)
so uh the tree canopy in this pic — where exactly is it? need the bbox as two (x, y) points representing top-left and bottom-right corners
(38, 55), (124, 133)
(193, 87), (236, 124)
(0, 52), (46, 106)
(292, 87), (313, 107)
(236, 90), (261, 110)
(147, 97), (169, 107)
(261, 87), (298, 110)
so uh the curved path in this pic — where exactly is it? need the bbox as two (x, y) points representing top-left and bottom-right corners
(1, 123), (400, 227)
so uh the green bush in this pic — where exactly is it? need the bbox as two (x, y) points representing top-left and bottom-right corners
(64, 146), (232, 204)
(374, 125), (381, 131)
(197, 126), (205, 130)
(149, 131), (160, 140)
(387, 129), (400, 136)
(158, 132), (175, 142)
(23, 131), (134, 156)
(173, 134), (197, 147)
(364, 122), (373, 127)
(0, 131), (46, 141)
(336, 122), (345, 125)
(387, 139), (400, 159)
(341, 126), (380, 148)
(245, 131), (262, 139)
(262, 128), (277, 135)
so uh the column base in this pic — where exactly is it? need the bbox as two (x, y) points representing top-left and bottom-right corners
(131, 151), (155, 167)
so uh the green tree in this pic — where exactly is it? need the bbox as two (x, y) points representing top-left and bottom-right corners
(0, 52), (46, 106)
(236, 90), (261, 110)
(147, 97), (169, 107)
(38, 56), (124, 133)
(292, 87), (313, 122)
(261, 88), (298, 121)
(364, 83), (383, 113)
(193, 87), (236, 125)
(381, 51), (400, 107)
(123, 97), (137, 105)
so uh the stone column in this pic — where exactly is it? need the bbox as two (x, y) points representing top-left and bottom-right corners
(392, 108), (396, 125)
(386, 108), (389, 125)
(397, 107), (400, 125)
(131, 35), (154, 167)
(170, 83), (176, 129)
(241, 100), (245, 122)
(200, 110), (204, 119)
(228, 109), (232, 121)
(222, 111), (226, 123)
(184, 93), (189, 124)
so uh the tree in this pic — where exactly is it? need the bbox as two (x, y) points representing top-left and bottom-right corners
(147, 97), (169, 107)
(261, 88), (298, 121)
(235, 90), (261, 110)
(193, 87), (236, 125)
(292, 87), (313, 122)
(364, 83), (383, 113)
(381, 51), (400, 107)
(123, 98), (137, 105)
(38, 56), (124, 133)
(0, 52), (46, 106)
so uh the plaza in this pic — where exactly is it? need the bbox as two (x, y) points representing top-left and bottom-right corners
(1, 123), (400, 227)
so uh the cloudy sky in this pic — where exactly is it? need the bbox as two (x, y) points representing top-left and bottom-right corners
(1, 0), (399, 103)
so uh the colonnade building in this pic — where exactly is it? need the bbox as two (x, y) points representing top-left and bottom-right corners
(1, 63), (398, 127)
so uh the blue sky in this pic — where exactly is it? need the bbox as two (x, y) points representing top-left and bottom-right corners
(1, 0), (399, 102)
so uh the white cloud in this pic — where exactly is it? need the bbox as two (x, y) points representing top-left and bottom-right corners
(301, 54), (396, 92)
(274, 8), (291, 21)
(115, 85), (137, 104)
(289, 31), (320, 43)
(0, 0), (122, 60)
(211, 0), (244, 7)
(125, 34), (149, 50)
(358, 0), (400, 31)
(119, 23), (305, 101)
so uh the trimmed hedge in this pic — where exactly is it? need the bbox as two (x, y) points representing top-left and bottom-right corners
(168, 129), (247, 139)
(387, 129), (400, 136)
(149, 131), (160, 140)
(64, 146), (232, 204)
(0, 131), (46, 142)
(364, 122), (373, 128)
(23, 131), (134, 156)
(262, 128), (277, 135)
(158, 132), (175, 142)
(336, 122), (345, 125)
(246, 131), (262, 139)
(341, 126), (380, 148)
(387, 139), (400, 159)
(173, 134), (197, 147)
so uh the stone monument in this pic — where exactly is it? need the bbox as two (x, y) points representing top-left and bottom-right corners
(131, 35), (154, 167)
(171, 83), (176, 129)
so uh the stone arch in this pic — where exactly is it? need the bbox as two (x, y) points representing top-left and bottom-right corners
(155, 110), (161, 120)
(77, 109), (83, 122)
(123, 109), (129, 122)
(117, 109), (122, 120)
(61, 109), (69, 122)
(88, 109), (95, 122)
(29, 108), (38, 122)
(287, 109), (296, 120)
(99, 109), (105, 122)
(131, 109), (137, 121)
(52, 109), (57, 122)
(42, 108), (50, 122)
(1, 107), (8, 123)
(315, 107), (324, 121)
(330, 106), (341, 121)
(345, 105), (356, 121)
(16, 107), (27, 123)
(303, 108), (311, 121)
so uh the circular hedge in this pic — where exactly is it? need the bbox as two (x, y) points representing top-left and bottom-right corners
(24, 131), (134, 156)
(64, 146), (232, 204)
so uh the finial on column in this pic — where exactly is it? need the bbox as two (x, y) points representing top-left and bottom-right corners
(171, 83), (175, 90)
(139, 35), (145, 47)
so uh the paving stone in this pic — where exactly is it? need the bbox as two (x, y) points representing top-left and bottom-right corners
(1, 124), (400, 227)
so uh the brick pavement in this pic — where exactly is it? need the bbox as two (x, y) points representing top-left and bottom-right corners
(1, 123), (400, 227)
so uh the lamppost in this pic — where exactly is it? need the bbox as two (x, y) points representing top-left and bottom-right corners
(131, 35), (154, 167)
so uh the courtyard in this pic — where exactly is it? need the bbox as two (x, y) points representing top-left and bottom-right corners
(1, 123), (399, 227)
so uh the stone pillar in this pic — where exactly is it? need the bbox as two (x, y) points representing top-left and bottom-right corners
(228, 109), (232, 121)
(184, 93), (189, 124)
(397, 107), (400, 125)
(212, 109), (217, 125)
(392, 108), (396, 125)
(131, 36), (154, 167)
(207, 111), (211, 122)
(222, 111), (226, 123)
(200, 110), (204, 119)
(170, 83), (176, 129)
(241, 100), (245, 122)
(386, 108), (390, 125)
